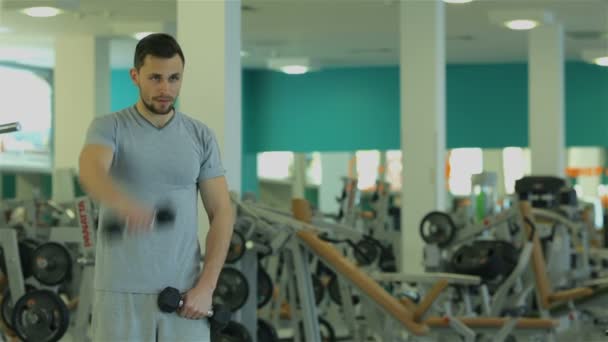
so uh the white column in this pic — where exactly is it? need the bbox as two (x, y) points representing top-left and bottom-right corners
(54, 35), (110, 201)
(529, 24), (565, 176)
(483, 149), (505, 197)
(568, 147), (602, 198)
(319, 153), (351, 215)
(177, 0), (241, 193)
(292, 153), (306, 199)
(15, 174), (40, 200)
(400, 0), (446, 273)
(177, 0), (242, 248)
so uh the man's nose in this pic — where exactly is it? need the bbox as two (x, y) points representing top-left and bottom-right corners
(158, 79), (170, 92)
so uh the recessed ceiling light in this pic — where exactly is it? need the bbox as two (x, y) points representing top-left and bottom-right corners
(133, 32), (155, 40)
(504, 19), (539, 31)
(594, 57), (608, 67)
(21, 7), (62, 18)
(444, 0), (474, 4)
(280, 65), (308, 75)
(0, 27), (12, 34)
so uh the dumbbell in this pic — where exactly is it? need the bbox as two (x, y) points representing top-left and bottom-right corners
(157, 287), (231, 332)
(104, 205), (176, 238)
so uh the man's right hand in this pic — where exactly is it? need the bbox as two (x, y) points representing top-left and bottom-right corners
(114, 199), (156, 234)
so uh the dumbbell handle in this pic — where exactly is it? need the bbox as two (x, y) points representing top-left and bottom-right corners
(175, 298), (214, 317)
(106, 206), (175, 234)
(0, 122), (20, 135)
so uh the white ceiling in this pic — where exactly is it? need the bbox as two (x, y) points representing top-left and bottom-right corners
(0, 0), (606, 69)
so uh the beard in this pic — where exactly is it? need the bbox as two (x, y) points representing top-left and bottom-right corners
(140, 94), (175, 115)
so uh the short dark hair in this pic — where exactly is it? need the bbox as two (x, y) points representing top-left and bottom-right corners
(134, 33), (185, 70)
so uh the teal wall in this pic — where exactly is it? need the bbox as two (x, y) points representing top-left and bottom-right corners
(111, 70), (138, 112)
(565, 63), (608, 146)
(242, 71), (259, 194)
(245, 67), (400, 152)
(244, 62), (608, 151)
(5, 62), (608, 199)
(447, 64), (528, 148)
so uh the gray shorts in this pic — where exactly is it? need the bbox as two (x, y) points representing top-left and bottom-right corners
(91, 290), (210, 342)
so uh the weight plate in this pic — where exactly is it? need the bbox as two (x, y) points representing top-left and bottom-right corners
(0, 239), (39, 280)
(31, 242), (72, 286)
(319, 317), (336, 342)
(297, 318), (336, 342)
(213, 267), (249, 312)
(327, 275), (359, 306)
(226, 230), (245, 264)
(1, 284), (36, 330)
(312, 274), (324, 305)
(216, 320), (252, 342)
(419, 211), (456, 247)
(257, 319), (279, 342)
(378, 247), (397, 272)
(12, 289), (69, 342)
(257, 267), (273, 309)
(353, 239), (379, 266)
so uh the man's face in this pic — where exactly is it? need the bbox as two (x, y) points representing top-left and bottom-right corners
(131, 54), (184, 115)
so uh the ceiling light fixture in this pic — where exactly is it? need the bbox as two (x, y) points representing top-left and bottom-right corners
(443, 0), (474, 4)
(489, 10), (552, 32)
(504, 19), (539, 31)
(593, 57), (608, 67)
(268, 57), (316, 75)
(21, 7), (62, 18)
(280, 65), (309, 75)
(581, 49), (608, 66)
(0, 27), (12, 34)
(133, 32), (155, 40)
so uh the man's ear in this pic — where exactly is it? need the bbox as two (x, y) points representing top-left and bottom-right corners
(129, 68), (138, 86)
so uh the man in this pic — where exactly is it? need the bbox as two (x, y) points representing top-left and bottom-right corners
(78, 33), (234, 341)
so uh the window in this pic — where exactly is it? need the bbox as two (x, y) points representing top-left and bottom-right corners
(355, 150), (380, 191)
(385, 150), (402, 192)
(502, 147), (529, 194)
(306, 152), (322, 186)
(257, 152), (293, 181)
(448, 148), (483, 196)
(0, 65), (52, 172)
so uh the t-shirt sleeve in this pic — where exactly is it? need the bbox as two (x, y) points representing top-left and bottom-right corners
(84, 115), (116, 151)
(198, 128), (226, 181)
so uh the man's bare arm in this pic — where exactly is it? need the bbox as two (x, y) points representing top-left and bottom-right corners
(196, 176), (234, 291)
(79, 145), (152, 224)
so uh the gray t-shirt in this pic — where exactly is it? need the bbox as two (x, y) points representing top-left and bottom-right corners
(84, 105), (225, 293)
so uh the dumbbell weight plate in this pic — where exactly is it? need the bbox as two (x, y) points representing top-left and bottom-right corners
(327, 275), (359, 306)
(312, 274), (324, 305)
(12, 289), (70, 342)
(0, 284), (37, 330)
(213, 267), (249, 312)
(226, 230), (245, 264)
(104, 205), (176, 238)
(257, 319), (279, 342)
(257, 267), (273, 309)
(31, 242), (72, 286)
(353, 239), (379, 266)
(215, 320), (252, 342)
(319, 317), (336, 342)
(419, 211), (456, 247)
(297, 318), (336, 342)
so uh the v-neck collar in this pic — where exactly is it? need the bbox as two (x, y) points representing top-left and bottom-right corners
(130, 105), (177, 131)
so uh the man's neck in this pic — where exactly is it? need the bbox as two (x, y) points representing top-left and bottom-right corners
(135, 101), (174, 128)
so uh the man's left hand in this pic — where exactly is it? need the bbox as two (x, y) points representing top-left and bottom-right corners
(178, 285), (214, 320)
